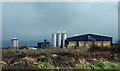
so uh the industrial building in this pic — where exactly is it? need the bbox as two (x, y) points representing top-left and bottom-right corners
(65, 34), (112, 48)
(52, 31), (67, 48)
(11, 37), (19, 49)
(37, 39), (50, 49)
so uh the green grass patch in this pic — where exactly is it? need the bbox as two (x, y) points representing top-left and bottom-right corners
(70, 61), (120, 70)
(38, 61), (54, 69)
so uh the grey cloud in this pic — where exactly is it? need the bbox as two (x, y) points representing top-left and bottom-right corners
(2, 2), (118, 47)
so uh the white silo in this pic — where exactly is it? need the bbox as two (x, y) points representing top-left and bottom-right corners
(62, 31), (67, 48)
(52, 33), (56, 48)
(11, 37), (19, 49)
(57, 31), (61, 47)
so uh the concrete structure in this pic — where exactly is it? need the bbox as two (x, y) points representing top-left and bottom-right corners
(11, 37), (19, 49)
(62, 31), (67, 48)
(65, 34), (112, 48)
(57, 31), (61, 47)
(52, 33), (56, 47)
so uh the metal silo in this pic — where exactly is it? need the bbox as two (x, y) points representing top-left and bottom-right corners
(62, 31), (67, 48)
(52, 33), (56, 48)
(57, 31), (61, 47)
(11, 37), (19, 49)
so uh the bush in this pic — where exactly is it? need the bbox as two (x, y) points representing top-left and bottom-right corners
(38, 61), (54, 69)
(88, 45), (100, 51)
(95, 62), (105, 69)
(19, 46), (28, 49)
(88, 45), (111, 52)
(10, 47), (17, 49)
(111, 45), (120, 53)
(89, 64), (96, 70)
(104, 62), (120, 69)
(38, 56), (48, 63)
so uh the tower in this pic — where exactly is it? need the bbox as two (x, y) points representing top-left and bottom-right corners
(57, 31), (61, 47)
(52, 33), (56, 47)
(11, 37), (19, 49)
(62, 31), (67, 48)
(52, 31), (67, 48)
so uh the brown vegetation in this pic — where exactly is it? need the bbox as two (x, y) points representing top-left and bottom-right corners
(1, 45), (120, 70)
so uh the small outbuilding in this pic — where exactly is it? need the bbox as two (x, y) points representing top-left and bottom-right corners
(28, 46), (38, 49)
(37, 39), (50, 49)
(65, 34), (112, 48)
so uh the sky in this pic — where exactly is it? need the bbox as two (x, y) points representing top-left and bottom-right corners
(0, 0), (119, 2)
(2, 2), (118, 47)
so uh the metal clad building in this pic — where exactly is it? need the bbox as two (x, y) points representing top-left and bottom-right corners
(65, 34), (112, 48)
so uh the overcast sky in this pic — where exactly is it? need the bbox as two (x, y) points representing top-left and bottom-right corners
(2, 2), (118, 47)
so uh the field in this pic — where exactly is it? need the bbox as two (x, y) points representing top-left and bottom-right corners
(1, 46), (120, 71)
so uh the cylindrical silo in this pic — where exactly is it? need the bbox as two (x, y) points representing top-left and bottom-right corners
(57, 31), (61, 47)
(11, 37), (19, 49)
(52, 33), (56, 48)
(62, 31), (67, 48)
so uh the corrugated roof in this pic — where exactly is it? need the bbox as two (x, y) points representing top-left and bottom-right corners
(66, 34), (112, 41)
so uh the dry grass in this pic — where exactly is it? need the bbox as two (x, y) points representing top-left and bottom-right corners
(2, 47), (120, 69)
